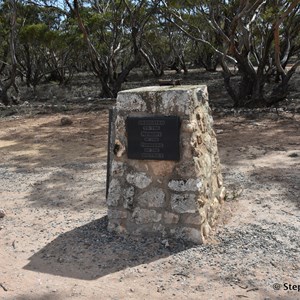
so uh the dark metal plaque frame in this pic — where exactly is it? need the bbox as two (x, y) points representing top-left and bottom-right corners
(126, 116), (180, 161)
(106, 108), (116, 199)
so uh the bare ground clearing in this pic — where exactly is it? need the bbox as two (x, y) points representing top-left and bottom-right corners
(0, 108), (299, 300)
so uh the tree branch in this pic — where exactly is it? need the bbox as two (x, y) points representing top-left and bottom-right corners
(274, 0), (300, 75)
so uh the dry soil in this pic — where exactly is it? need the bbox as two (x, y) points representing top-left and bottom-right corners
(0, 109), (299, 300)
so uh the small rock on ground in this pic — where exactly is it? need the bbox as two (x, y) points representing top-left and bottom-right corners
(60, 116), (73, 126)
(0, 209), (6, 218)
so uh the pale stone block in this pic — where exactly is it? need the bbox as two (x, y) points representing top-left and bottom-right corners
(111, 161), (125, 176)
(217, 174), (223, 188)
(185, 213), (202, 225)
(171, 194), (198, 214)
(164, 212), (180, 224)
(203, 133), (212, 149)
(115, 115), (125, 135)
(116, 93), (147, 112)
(139, 188), (165, 208)
(107, 179), (121, 207)
(107, 221), (127, 234)
(132, 208), (162, 224)
(185, 227), (203, 244)
(202, 222), (211, 238)
(107, 221), (117, 232)
(115, 115), (125, 128)
(173, 227), (203, 244)
(168, 178), (202, 192)
(196, 88), (208, 104)
(123, 186), (135, 209)
(0, 209), (5, 218)
(117, 85), (207, 116)
(160, 90), (191, 115)
(181, 120), (196, 133)
(219, 186), (226, 202)
(152, 223), (166, 236)
(126, 172), (152, 189)
(108, 209), (128, 219)
(114, 139), (126, 157)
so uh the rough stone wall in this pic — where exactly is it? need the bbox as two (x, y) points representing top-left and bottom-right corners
(107, 85), (225, 244)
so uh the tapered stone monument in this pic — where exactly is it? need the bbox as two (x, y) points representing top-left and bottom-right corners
(106, 85), (225, 243)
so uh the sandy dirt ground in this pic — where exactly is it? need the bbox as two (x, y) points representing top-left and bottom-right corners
(0, 109), (299, 300)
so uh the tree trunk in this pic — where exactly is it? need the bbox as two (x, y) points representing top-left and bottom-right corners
(196, 53), (218, 72)
(140, 48), (164, 77)
(179, 55), (188, 74)
(0, 0), (18, 106)
(222, 72), (238, 105)
(269, 81), (288, 105)
(223, 72), (267, 108)
(269, 60), (300, 105)
(0, 83), (10, 106)
(99, 76), (115, 98)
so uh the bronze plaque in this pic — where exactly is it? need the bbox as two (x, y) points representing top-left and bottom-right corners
(126, 116), (180, 161)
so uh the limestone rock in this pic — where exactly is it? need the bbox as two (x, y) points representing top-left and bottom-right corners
(114, 139), (126, 157)
(139, 188), (165, 208)
(108, 209), (127, 219)
(116, 93), (147, 112)
(107, 221), (127, 234)
(152, 223), (166, 236)
(173, 227), (203, 244)
(182, 120), (196, 133)
(107, 179), (121, 207)
(171, 194), (198, 214)
(115, 116), (125, 135)
(164, 212), (179, 224)
(111, 161), (125, 177)
(185, 213), (202, 225)
(201, 222), (211, 238)
(126, 172), (152, 189)
(219, 186), (226, 202)
(60, 116), (73, 126)
(132, 208), (162, 224)
(123, 186), (135, 209)
(168, 179), (202, 192)
(0, 209), (5, 218)
(160, 89), (192, 115)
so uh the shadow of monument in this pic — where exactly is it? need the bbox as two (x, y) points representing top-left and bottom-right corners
(24, 216), (192, 280)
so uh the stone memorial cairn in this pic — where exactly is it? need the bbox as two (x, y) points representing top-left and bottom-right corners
(107, 85), (225, 243)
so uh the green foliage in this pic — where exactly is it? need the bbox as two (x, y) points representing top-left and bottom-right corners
(19, 23), (48, 43)
(0, 0), (299, 102)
